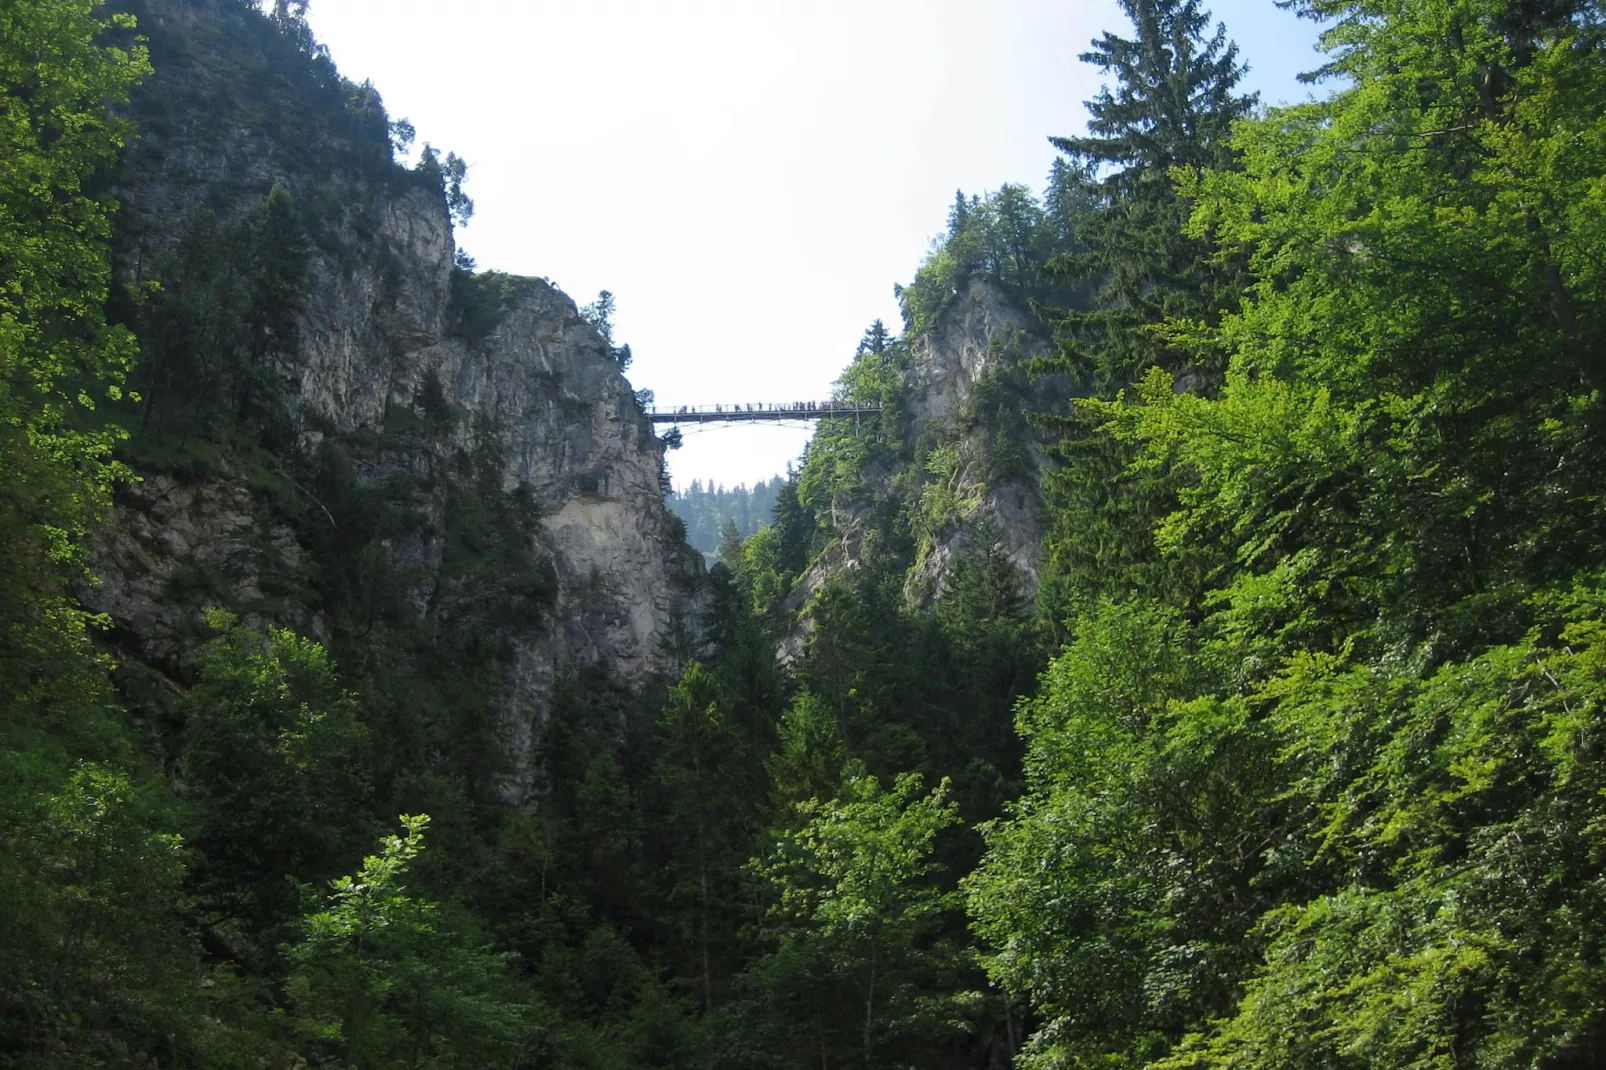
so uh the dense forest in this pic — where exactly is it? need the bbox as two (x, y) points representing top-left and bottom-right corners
(667, 478), (786, 559)
(4, 0), (1606, 1067)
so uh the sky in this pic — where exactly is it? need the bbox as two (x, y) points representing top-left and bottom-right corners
(303, 0), (1327, 491)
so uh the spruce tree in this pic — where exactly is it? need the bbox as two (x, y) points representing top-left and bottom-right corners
(771, 471), (817, 580)
(1047, 0), (1257, 388)
(856, 318), (894, 359)
(1033, 0), (1257, 621)
(1043, 157), (1095, 253)
(945, 188), (971, 238)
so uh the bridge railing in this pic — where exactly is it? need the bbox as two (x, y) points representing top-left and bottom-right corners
(646, 400), (883, 423)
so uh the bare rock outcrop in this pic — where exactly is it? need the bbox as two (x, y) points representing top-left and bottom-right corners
(778, 275), (1064, 661)
(82, 0), (701, 800)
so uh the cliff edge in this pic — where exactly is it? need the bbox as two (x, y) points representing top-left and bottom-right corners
(84, 0), (701, 800)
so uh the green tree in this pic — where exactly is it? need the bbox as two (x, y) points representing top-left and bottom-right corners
(1042, 157), (1096, 253)
(580, 290), (615, 341)
(897, 185), (1062, 333)
(930, 537), (1038, 810)
(283, 814), (536, 1068)
(770, 470), (819, 581)
(967, 601), (1281, 1068)
(181, 610), (373, 951)
(3, 765), (198, 1065)
(986, 183), (1048, 286)
(1156, 590), (1606, 1068)
(0, 0), (148, 729)
(127, 182), (314, 445)
(0, 4), (188, 1063)
(239, 182), (310, 436)
(797, 569), (932, 779)
(580, 288), (636, 370)
(1045, 0), (1255, 388)
(946, 188), (973, 240)
(765, 691), (847, 820)
(651, 662), (764, 1011)
(415, 143), (474, 229)
(1105, 0), (1606, 660)
(975, 0), (1606, 1065)
(716, 517), (745, 568)
(1031, 0), (1257, 624)
(856, 318), (895, 359)
(743, 772), (965, 1069)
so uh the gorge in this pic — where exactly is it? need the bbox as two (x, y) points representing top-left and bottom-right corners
(6, 0), (1606, 1068)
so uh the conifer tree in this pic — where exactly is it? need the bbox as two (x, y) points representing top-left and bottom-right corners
(945, 188), (972, 238)
(1043, 157), (1096, 252)
(1045, 0), (1256, 388)
(771, 470), (818, 580)
(856, 318), (895, 358)
(1033, 0), (1257, 621)
(717, 517), (745, 568)
(651, 662), (761, 1011)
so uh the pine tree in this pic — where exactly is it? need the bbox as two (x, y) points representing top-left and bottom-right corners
(771, 471), (817, 580)
(717, 517), (745, 568)
(580, 289), (616, 346)
(986, 183), (1044, 286)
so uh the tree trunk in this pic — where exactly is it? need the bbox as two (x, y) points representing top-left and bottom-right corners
(863, 945), (876, 1066)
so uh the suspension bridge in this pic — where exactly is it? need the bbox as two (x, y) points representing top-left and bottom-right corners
(646, 401), (883, 425)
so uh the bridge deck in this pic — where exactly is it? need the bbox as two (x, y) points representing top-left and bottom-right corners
(647, 401), (882, 424)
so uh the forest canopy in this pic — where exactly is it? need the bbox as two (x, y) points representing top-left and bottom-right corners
(3, 0), (1606, 1067)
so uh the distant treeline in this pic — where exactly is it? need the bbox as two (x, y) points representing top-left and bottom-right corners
(668, 476), (784, 556)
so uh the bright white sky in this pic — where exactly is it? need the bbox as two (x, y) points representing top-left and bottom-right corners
(304, 0), (1325, 491)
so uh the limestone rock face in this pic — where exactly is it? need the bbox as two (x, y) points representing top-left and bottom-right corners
(904, 276), (1037, 428)
(83, 0), (701, 800)
(90, 474), (319, 668)
(901, 275), (1057, 600)
(779, 275), (1060, 660)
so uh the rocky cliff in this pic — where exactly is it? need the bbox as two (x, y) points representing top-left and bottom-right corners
(84, 0), (701, 800)
(778, 274), (1063, 658)
(900, 274), (1058, 599)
